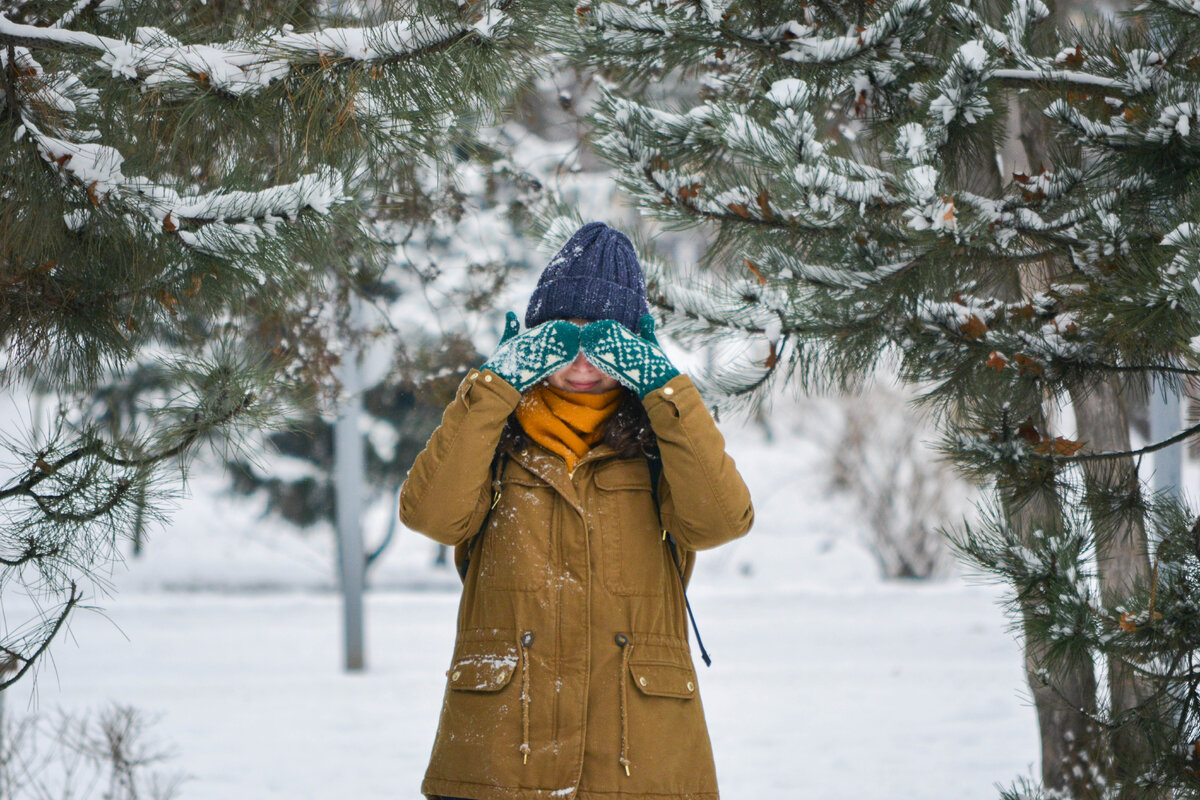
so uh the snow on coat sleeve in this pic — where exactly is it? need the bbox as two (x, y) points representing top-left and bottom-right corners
(398, 368), (521, 546)
(641, 373), (755, 550)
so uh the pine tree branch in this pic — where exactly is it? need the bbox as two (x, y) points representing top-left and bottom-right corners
(709, 355), (783, 400)
(1034, 662), (1123, 731)
(0, 11), (511, 98)
(1090, 362), (1200, 378)
(11, 104), (346, 253)
(1152, 0), (1200, 19)
(649, 284), (812, 337)
(0, 392), (254, 503)
(636, 161), (857, 233)
(1048, 418), (1200, 463)
(992, 67), (1126, 92)
(0, 542), (62, 567)
(813, 0), (852, 28)
(915, 298), (1200, 382)
(0, 438), (107, 501)
(587, 0), (925, 70)
(51, 0), (107, 30)
(0, 14), (112, 53)
(29, 478), (131, 524)
(1172, 652), (1197, 744)
(0, 583), (80, 692)
(1, 43), (17, 121)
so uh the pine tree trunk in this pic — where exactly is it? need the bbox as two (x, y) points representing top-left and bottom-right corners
(1005, 491), (1104, 795)
(971, 121), (1106, 794)
(1014, 82), (1159, 794)
(1069, 376), (1158, 793)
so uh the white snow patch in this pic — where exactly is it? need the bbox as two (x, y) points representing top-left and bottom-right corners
(765, 78), (809, 109)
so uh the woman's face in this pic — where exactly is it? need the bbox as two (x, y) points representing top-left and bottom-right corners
(545, 318), (621, 394)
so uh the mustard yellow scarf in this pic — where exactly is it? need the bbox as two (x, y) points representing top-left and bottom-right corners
(515, 384), (624, 472)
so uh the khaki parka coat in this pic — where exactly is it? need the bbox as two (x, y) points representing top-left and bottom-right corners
(399, 367), (754, 800)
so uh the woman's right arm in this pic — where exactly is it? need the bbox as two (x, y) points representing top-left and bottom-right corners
(398, 368), (521, 546)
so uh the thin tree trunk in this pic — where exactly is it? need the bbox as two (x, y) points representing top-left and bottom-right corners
(1070, 376), (1157, 792)
(1005, 490), (1104, 795)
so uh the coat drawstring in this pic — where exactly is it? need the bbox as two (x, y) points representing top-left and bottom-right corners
(615, 633), (632, 777)
(519, 631), (533, 764)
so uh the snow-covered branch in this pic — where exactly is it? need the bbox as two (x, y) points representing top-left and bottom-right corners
(1153, 0), (1200, 18)
(993, 67), (1124, 91)
(0, 8), (510, 98)
(776, 0), (930, 65)
(22, 118), (345, 257)
(4, 39), (346, 257)
(1044, 98), (1197, 150)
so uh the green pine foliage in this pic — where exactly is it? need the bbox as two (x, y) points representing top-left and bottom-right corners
(0, 0), (570, 688)
(574, 0), (1200, 795)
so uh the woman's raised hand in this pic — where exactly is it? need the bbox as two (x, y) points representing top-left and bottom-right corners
(578, 314), (679, 398)
(481, 312), (581, 392)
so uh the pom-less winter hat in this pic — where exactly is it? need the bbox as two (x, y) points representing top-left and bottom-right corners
(525, 221), (649, 333)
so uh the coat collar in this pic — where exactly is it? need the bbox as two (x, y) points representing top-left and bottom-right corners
(505, 440), (622, 515)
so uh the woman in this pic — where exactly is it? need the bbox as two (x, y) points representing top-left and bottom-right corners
(399, 221), (754, 800)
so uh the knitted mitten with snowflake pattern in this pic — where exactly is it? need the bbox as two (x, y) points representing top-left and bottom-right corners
(481, 312), (580, 393)
(579, 314), (679, 398)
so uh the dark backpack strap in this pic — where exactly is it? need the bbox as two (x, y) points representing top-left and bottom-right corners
(457, 449), (506, 581)
(648, 451), (712, 668)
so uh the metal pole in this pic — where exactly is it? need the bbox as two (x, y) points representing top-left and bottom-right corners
(334, 292), (366, 672)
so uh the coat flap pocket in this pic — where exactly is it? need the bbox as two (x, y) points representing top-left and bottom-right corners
(501, 462), (549, 489)
(594, 462), (652, 492)
(447, 641), (518, 692)
(629, 655), (697, 699)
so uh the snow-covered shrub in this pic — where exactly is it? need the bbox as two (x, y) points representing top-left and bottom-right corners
(828, 376), (976, 580)
(0, 705), (183, 800)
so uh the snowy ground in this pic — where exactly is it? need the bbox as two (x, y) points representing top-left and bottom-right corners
(13, 581), (1037, 800)
(4, 396), (1044, 800)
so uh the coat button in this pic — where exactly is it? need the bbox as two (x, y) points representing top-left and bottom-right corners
(662, 386), (674, 396)
(638, 676), (647, 687)
(451, 670), (461, 681)
(614, 633), (628, 647)
(484, 374), (493, 383)
(686, 681), (695, 692)
(522, 632), (534, 647)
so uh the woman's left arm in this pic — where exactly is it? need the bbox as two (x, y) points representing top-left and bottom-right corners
(580, 315), (754, 550)
(642, 374), (754, 551)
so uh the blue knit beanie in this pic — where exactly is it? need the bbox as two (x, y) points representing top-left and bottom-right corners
(525, 221), (649, 333)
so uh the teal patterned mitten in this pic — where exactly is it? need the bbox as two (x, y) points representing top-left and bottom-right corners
(580, 314), (680, 398)
(481, 312), (580, 393)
